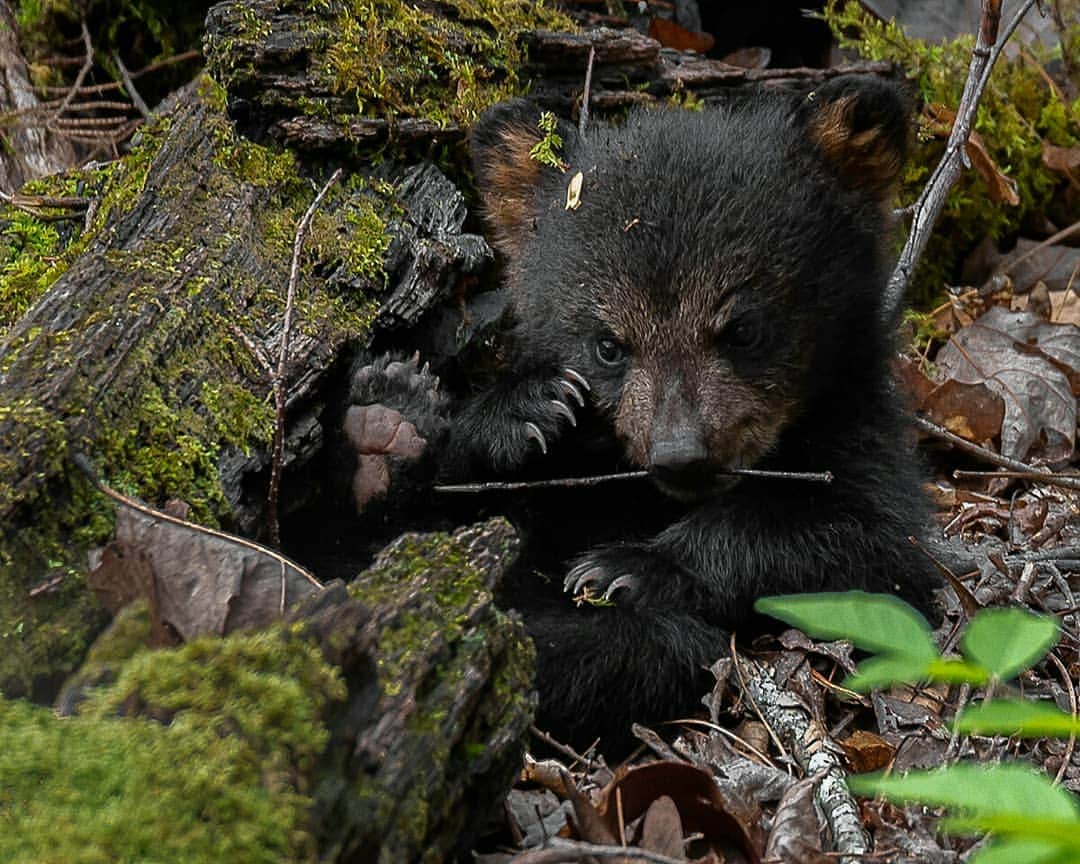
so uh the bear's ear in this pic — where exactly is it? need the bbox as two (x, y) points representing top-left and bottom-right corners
(471, 99), (575, 257)
(802, 76), (911, 202)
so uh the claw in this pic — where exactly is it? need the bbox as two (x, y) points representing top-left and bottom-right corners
(549, 399), (577, 427)
(565, 559), (604, 595)
(524, 421), (548, 455)
(557, 378), (585, 407)
(563, 367), (590, 391)
(602, 574), (635, 600)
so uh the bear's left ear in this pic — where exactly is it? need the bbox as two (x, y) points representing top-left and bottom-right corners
(802, 75), (912, 202)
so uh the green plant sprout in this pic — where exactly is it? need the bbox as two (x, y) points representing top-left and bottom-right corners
(528, 111), (567, 171)
(756, 592), (1077, 864)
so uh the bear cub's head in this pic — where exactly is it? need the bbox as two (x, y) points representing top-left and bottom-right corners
(472, 77), (911, 501)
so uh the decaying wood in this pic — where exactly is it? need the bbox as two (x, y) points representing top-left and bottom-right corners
(288, 518), (534, 862)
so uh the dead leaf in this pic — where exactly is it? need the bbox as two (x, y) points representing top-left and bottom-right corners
(840, 730), (896, 773)
(763, 775), (829, 864)
(934, 307), (1080, 462)
(90, 501), (323, 643)
(1043, 142), (1080, 174)
(647, 17), (715, 53)
(927, 104), (1018, 205)
(920, 379), (1005, 444)
(997, 240), (1080, 295)
(639, 796), (687, 859)
(595, 761), (763, 863)
(565, 171), (583, 211)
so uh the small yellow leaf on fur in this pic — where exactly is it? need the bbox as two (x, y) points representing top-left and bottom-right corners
(565, 171), (583, 210)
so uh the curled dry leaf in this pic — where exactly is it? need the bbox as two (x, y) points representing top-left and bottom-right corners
(592, 761), (763, 863)
(89, 503), (323, 644)
(763, 775), (830, 864)
(934, 307), (1080, 462)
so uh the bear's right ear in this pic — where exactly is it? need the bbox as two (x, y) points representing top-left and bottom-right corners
(471, 100), (574, 257)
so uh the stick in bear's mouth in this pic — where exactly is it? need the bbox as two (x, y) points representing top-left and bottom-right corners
(434, 467), (833, 493)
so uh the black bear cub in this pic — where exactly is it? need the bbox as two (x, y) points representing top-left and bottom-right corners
(447, 77), (938, 747)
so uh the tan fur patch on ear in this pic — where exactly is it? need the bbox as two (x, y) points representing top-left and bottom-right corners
(809, 96), (903, 201)
(478, 121), (544, 256)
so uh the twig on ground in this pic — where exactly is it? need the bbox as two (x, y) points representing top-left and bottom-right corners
(734, 650), (871, 864)
(915, 415), (1080, 491)
(511, 838), (685, 864)
(267, 169), (343, 547)
(886, 0), (1040, 319)
(1046, 651), (1077, 786)
(435, 466), (833, 493)
(529, 725), (603, 772)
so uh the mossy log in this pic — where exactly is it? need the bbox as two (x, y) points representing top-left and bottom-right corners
(0, 77), (489, 697)
(2, 519), (533, 863)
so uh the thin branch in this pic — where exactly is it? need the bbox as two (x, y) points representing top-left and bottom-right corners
(114, 53), (151, 119)
(579, 46), (595, 137)
(1046, 650), (1077, 786)
(953, 468), (1080, 491)
(886, 0), (1040, 319)
(267, 169), (343, 547)
(915, 415), (1080, 491)
(71, 452), (321, 587)
(435, 466), (833, 494)
(511, 838), (685, 864)
(49, 21), (94, 129)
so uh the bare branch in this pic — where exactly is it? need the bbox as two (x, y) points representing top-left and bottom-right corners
(886, 0), (1040, 319)
(267, 168), (343, 547)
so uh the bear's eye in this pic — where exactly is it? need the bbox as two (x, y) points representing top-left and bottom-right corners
(595, 336), (627, 367)
(721, 316), (765, 351)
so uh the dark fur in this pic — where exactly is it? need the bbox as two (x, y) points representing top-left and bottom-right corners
(449, 78), (939, 747)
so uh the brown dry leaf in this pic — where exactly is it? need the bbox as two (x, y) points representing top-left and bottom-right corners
(762, 775), (829, 864)
(927, 104), (1018, 205)
(840, 730), (895, 773)
(90, 503), (323, 643)
(639, 796), (687, 859)
(934, 307), (1080, 462)
(647, 17), (715, 53)
(997, 240), (1080, 295)
(1043, 141), (1080, 174)
(920, 378), (1005, 444)
(596, 761), (763, 863)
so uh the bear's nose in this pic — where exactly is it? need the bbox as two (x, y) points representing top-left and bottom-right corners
(648, 427), (708, 473)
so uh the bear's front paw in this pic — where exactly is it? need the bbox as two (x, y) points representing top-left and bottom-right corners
(514, 367), (590, 458)
(344, 354), (447, 513)
(563, 544), (667, 607)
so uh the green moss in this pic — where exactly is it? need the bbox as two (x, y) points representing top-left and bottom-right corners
(0, 626), (344, 863)
(825, 0), (1080, 306)
(324, 0), (572, 128)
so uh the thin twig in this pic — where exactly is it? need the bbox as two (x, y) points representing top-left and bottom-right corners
(71, 452), (321, 587)
(267, 169), (343, 547)
(1046, 651), (1077, 786)
(996, 217), (1080, 278)
(953, 468), (1080, 491)
(114, 53), (151, 119)
(511, 839), (685, 864)
(529, 725), (602, 771)
(435, 466), (833, 493)
(886, 0), (1039, 319)
(579, 46), (595, 138)
(915, 415), (1080, 491)
(50, 21), (94, 129)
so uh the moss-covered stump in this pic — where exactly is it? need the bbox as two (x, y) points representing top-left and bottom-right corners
(0, 518), (532, 864)
(297, 517), (534, 862)
(0, 73), (489, 698)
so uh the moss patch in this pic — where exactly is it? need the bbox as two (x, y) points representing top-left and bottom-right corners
(0, 626), (344, 863)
